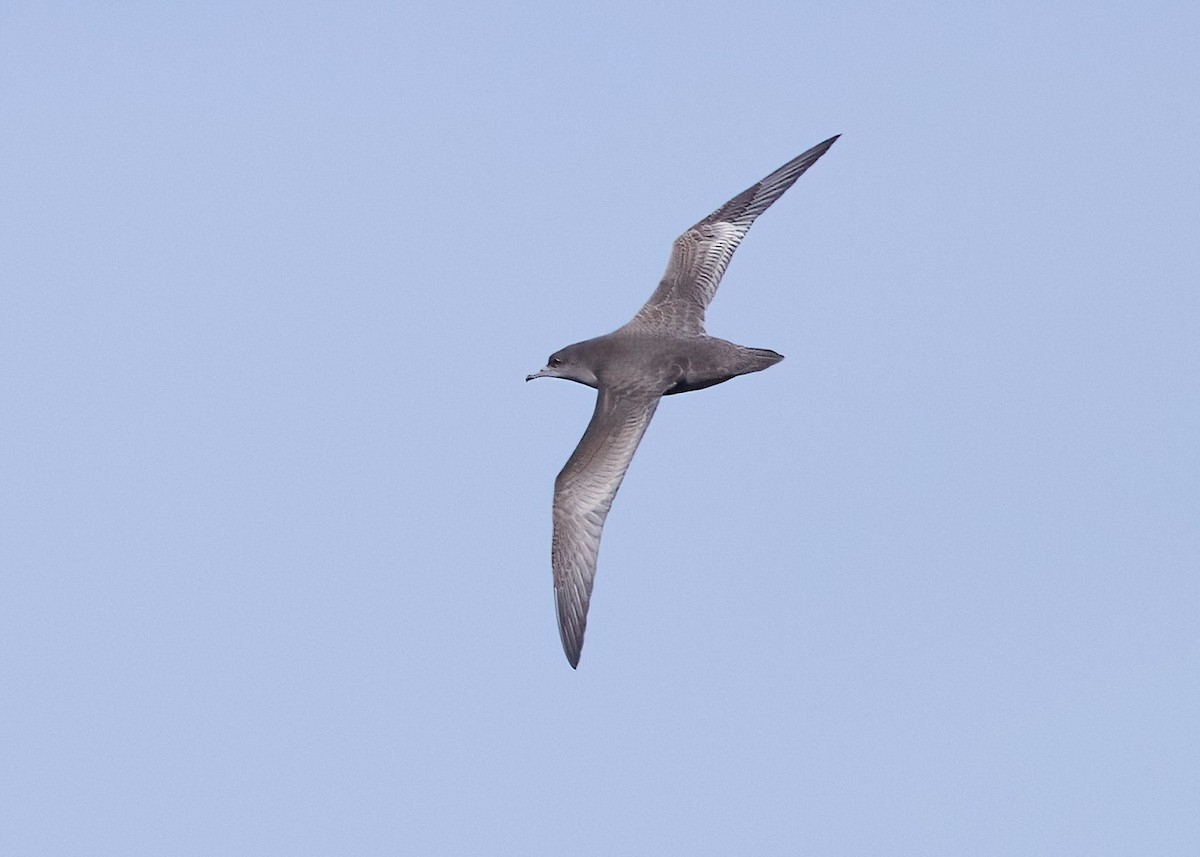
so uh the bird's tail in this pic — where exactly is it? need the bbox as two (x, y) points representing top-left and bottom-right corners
(741, 347), (784, 374)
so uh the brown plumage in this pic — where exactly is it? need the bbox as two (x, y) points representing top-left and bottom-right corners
(527, 135), (839, 667)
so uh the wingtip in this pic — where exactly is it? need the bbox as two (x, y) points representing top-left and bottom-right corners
(563, 634), (582, 668)
(555, 576), (591, 670)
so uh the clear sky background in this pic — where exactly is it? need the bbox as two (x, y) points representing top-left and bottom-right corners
(3, 3), (1198, 854)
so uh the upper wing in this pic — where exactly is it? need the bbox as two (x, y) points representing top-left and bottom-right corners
(628, 135), (839, 336)
(552, 387), (660, 668)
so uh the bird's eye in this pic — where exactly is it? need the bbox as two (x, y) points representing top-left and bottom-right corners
(549, 357), (563, 367)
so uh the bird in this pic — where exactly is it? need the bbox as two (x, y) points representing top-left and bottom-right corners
(526, 135), (839, 668)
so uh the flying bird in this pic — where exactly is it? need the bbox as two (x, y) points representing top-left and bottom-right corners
(527, 135), (839, 667)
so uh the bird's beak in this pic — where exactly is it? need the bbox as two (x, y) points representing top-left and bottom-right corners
(526, 368), (551, 382)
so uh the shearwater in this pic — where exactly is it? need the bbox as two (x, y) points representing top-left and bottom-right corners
(527, 135), (839, 668)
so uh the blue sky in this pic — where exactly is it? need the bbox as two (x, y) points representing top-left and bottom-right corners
(3, 2), (1198, 854)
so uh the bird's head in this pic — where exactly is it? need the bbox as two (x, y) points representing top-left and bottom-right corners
(526, 342), (599, 388)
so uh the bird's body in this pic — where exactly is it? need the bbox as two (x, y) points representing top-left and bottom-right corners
(543, 330), (783, 396)
(528, 135), (839, 667)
